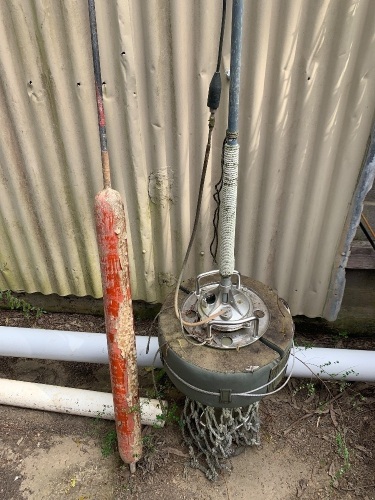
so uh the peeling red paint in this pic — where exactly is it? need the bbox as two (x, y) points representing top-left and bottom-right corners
(95, 85), (106, 128)
(95, 188), (142, 464)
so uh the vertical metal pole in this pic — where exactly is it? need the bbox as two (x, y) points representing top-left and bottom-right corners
(218, 0), (244, 280)
(87, 0), (111, 189)
(88, 0), (142, 472)
(227, 0), (244, 144)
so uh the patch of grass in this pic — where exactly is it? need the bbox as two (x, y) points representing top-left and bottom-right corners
(101, 429), (117, 457)
(142, 434), (156, 453)
(156, 401), (181, 426)
(144, 367), (183, 427)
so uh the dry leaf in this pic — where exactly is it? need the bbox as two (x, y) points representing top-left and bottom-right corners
(329, 405), (338, 428)
(328, 461), (336, 478)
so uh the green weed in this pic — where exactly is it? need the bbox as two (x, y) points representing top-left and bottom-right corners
(333, 432), (350, 483)
(156, 401), (180, 426)
(337, 330), (349, 339)
(331, 432), (350, 487)
(101, 429), (117, 457)
(0, 290), (45, 319)
(292, 381), (316, 398)
(142, 434), (156, 453)
(293, 339), (314, 349)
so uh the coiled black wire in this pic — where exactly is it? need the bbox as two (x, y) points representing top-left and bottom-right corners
(209, 139), (226, 262)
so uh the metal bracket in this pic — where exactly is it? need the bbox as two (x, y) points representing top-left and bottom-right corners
(195, 270), (241, 296)
(219, 389), (232, 404)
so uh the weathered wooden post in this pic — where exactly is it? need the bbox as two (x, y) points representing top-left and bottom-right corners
(88, 0), (142, 472)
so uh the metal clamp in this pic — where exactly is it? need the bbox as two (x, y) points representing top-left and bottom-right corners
(207, 315), (259, 340)
(195, 270), (241, 295)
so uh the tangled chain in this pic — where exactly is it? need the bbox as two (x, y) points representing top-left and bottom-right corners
(181, 398), (260, 480)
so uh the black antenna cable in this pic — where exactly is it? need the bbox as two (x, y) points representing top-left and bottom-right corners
(207, 0), (226, 112)
(175, 0), (227, 306)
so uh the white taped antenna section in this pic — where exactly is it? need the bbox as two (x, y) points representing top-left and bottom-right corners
(218, 143), (239, 276)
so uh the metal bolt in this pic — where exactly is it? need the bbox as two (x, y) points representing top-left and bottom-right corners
(254, 309), (265, 318)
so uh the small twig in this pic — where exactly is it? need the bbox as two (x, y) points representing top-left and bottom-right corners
(339, 483), (375, 492)
(291, 354), (336, 398)
(282, 392), (345, 435)
(329, 405), (339, 428)
(164, 447), (189, 458)
(283, 412), (317, 435)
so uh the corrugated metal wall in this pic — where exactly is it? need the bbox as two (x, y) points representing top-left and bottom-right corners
(0, 0), (374, 318)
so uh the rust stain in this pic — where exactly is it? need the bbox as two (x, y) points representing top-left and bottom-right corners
(95, 85), (106, 128)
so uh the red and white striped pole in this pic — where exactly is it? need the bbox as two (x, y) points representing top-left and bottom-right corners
(88, 0), (142, 472)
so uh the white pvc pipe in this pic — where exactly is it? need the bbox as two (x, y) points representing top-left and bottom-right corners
(0, 326), (163, 368)
(0, 378), (166, 426)
(1, 326), (375, 382)
(287, 346), (375, 382)
(2, 345), (373, 427)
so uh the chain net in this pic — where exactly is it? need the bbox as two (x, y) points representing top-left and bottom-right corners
(181, 397), (260, 480)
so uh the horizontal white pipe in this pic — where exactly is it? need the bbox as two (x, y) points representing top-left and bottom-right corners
(287, 346), (375, 382)
(1, 327), (374, 382)
(0, 378), (166, 426)
(0, 326), (163, 368)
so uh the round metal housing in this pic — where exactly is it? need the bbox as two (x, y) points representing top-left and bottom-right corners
(181, 270), (270, 349)
(158, 274), (294, 408)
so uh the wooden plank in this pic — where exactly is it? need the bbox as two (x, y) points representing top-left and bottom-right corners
(347, 241), (375, 269)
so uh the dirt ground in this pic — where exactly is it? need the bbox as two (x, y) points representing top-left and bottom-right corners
(0, 309), (374, 500)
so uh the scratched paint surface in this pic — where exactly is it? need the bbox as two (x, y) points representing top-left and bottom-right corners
(95, 188), (142, 464)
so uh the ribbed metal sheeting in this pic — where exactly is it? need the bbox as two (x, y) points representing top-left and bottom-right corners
(0, 1), (374, 318)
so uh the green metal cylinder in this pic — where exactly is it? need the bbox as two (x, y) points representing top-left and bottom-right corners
(158, 275), (294, 408)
